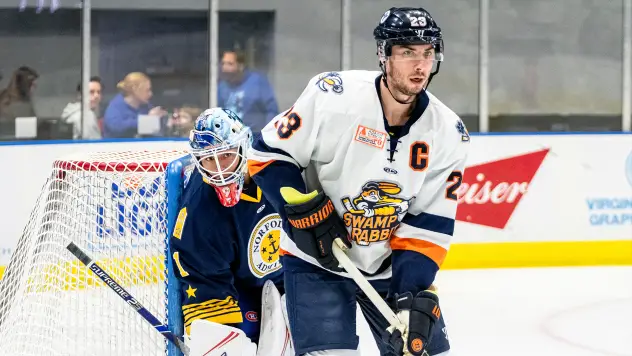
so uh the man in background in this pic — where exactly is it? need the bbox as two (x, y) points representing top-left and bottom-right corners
(61, 76), (103, 139)
(218, 49), (279, 133)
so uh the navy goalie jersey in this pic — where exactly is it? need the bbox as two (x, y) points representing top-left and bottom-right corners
(169, 169), (284, 341)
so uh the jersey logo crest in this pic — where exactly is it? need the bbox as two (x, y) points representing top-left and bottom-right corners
(245, 311), (258, 322)
(316, 72), (343, 94)
(248, 214), (283, 278)
(456, 120), (470, 142)
(354, 125), (387, 149)
(380, 10), (391, 24)
(341, 181), (412, 246)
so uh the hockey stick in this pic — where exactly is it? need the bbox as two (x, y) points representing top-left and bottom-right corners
(341, 197), (364, 215)
(331, 238), (407, 335)
(66, 242), (190, 356)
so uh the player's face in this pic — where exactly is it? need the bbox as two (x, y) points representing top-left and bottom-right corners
(387, 44), (436, 96)
(199, 147), (241, 181)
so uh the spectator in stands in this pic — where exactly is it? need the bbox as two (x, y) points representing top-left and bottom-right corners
(103, 72), (167, 138)
(61, 76), (103, 140)
(0, 66), (38, 137)
(218, 49), (278, 133)
(166, 106), (201, 137)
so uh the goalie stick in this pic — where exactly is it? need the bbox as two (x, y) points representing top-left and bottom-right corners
(66, 242), (190, 356)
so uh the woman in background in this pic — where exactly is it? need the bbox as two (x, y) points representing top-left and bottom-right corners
(103, 72), (167, 138)
(0, 66), (38, 138)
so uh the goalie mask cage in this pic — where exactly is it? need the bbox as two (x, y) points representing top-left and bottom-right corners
(0, 150), (193, 356)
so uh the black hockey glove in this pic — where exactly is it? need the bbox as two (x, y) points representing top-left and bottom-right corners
(280, 188), (351, 272)
(386, 291), (441, 356)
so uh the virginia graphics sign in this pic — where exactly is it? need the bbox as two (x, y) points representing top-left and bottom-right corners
(584, 149), (632, 227)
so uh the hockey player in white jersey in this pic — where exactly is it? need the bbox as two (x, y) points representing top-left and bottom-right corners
(248, 6), (469, 356)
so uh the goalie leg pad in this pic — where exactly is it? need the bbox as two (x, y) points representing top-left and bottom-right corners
(187, 319), (256, 356)
(257, 280), (294, 356)
(282, 255), (359, 354)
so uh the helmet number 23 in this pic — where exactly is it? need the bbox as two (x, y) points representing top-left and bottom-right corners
(410, 16), (427, 27)
(276, 106), (302, 139)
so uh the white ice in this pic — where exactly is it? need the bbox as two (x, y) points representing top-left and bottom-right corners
(435, 266), (632, 356)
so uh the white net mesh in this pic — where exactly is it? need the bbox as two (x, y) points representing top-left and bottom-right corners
(0, 150), (188, 356)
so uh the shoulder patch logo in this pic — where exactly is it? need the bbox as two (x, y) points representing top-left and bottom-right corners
(245, 311), (258, 322)
(341, 181), (412, 246)
(316, 72), (343, 94)
(456, 120), (470, 142)
(248, 214), (283, 278)
(354, 125), (388, 149)
(172, 207), (187, 239)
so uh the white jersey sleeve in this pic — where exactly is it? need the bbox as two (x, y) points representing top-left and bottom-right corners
(249, 73), (323, 172)
(391, 130), (469, 268)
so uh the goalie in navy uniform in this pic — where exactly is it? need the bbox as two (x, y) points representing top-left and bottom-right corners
(169, 107), (291, 355)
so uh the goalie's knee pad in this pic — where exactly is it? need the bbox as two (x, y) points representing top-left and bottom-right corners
(187, 319), (256, 356)
(258, 280), (294, 356)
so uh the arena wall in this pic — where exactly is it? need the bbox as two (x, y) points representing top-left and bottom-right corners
(0, 133), (630, 278)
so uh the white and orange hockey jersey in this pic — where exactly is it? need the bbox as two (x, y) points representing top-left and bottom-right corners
(248, 70), (470, 294)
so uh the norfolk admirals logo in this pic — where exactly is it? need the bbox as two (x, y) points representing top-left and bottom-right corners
(341, 181), (412, 246)
(248, 214), (283, 277)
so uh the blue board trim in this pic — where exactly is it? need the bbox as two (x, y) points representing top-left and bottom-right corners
(0, 137), (188, 146)
(0, 132), (629, 147)
(469, 131), (631, 136)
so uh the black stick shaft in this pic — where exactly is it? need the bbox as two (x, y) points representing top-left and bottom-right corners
(66, 242), (189, 355)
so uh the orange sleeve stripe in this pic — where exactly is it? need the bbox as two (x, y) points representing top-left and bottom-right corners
(247, 159), (276, 177)
(390, 235), (448, 267)
(279, 248), (293, 257)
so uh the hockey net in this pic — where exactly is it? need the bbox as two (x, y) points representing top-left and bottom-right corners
(0, 150), (190, 356)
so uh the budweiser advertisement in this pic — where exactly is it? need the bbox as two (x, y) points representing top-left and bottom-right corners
(456, 149), (550, 229)
(451, 134), (631, 244)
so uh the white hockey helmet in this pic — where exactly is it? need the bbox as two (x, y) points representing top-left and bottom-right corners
(188, 107), (253, 207)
